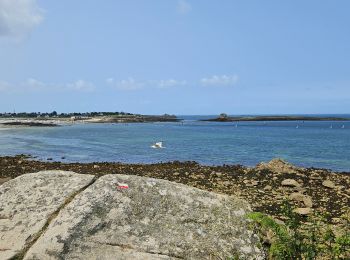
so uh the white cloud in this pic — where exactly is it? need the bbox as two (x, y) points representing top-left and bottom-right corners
(24, 78), (45, 90)
(0, 0), (44, 40)
(106, 77), (144, 90)
(177, 0), (191, 14)
(0, 78), (46, 92)
(107, 77), (188, 90)
(200, 75), (239, 87)
(154, 79), (187, 88)
(66, 80), (95, 92)
(0, 78), (95, 92)
(106, 78), (114, 85)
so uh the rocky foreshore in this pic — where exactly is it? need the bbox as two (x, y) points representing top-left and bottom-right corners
(0, 156), (349, 222)
(0, 156), (349, 259)
(0, 118), (67, 128)
(0, 114), (180, 127)
(0, 121), (58, 127)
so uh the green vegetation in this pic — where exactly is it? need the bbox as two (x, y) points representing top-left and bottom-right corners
(219, 113), (228, 119)
(247, 201), (350, 259)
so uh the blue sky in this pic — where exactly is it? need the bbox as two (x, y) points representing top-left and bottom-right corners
(0, 0), (349, 115)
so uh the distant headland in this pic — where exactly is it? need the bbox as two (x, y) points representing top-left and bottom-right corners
(202, 113), (350, 122)
(0, 111), (180, 127)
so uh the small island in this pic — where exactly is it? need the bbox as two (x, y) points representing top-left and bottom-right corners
(203, 113), (350, 122)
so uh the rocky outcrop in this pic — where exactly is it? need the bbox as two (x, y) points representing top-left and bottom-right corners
(0, 171), (95, 260)
(257, 158), (299, 174)
(0, 171), (264, 259)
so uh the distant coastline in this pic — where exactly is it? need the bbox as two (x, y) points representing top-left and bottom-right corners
(0, 112), (349, 128)
(202, 114), (350, 122)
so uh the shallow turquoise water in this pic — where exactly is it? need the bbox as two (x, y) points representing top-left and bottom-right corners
(0, 115), (349, 172)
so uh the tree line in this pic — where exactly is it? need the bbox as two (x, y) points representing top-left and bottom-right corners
(0, 111), (135, 118)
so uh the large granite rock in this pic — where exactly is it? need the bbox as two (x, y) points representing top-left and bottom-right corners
(0, 171), (95, 260)
(25, 174), (264, 259)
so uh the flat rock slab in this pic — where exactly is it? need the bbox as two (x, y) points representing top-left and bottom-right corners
(26, 174), (264, 259)
(0, 171), (95, 260)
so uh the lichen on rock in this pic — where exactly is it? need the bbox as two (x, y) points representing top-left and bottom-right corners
(0, 171), (95, 260)
(25, 174), (265, 259)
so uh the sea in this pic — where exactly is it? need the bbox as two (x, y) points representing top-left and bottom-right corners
(0, 115), (349, 172)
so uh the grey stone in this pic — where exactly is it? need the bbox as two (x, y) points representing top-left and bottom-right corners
(289, 192), (305, 202)
(25, 174), (264, 260)
(0, 171), (95, 260)
(263, 185), (272, 191)
(293, 207), (313, 215)
(281, 179), (302, 187)
(322, 180), (336, 189)
(303, 196), (313, 208)
(289, 192), (313, 208)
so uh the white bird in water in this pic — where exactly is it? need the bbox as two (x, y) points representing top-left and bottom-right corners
(341, 125), (345, 129)
(330, 125), (333, 129)
(151, 141), (164, 149)
(296, 125), (299, 129)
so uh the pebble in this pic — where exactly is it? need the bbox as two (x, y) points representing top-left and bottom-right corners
(322, 180), (336, 189)
(293, 207), (313, 215)
(223, 181), (231, 186)
(281, 179), (302, 187)
(303, 196), (313, 208)
(289, 192), (305, 202)
(263, 185), (272, 190)
(251, 180), (259, 186)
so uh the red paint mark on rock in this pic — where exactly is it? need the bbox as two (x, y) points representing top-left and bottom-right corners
(116, 183), (129, 189)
